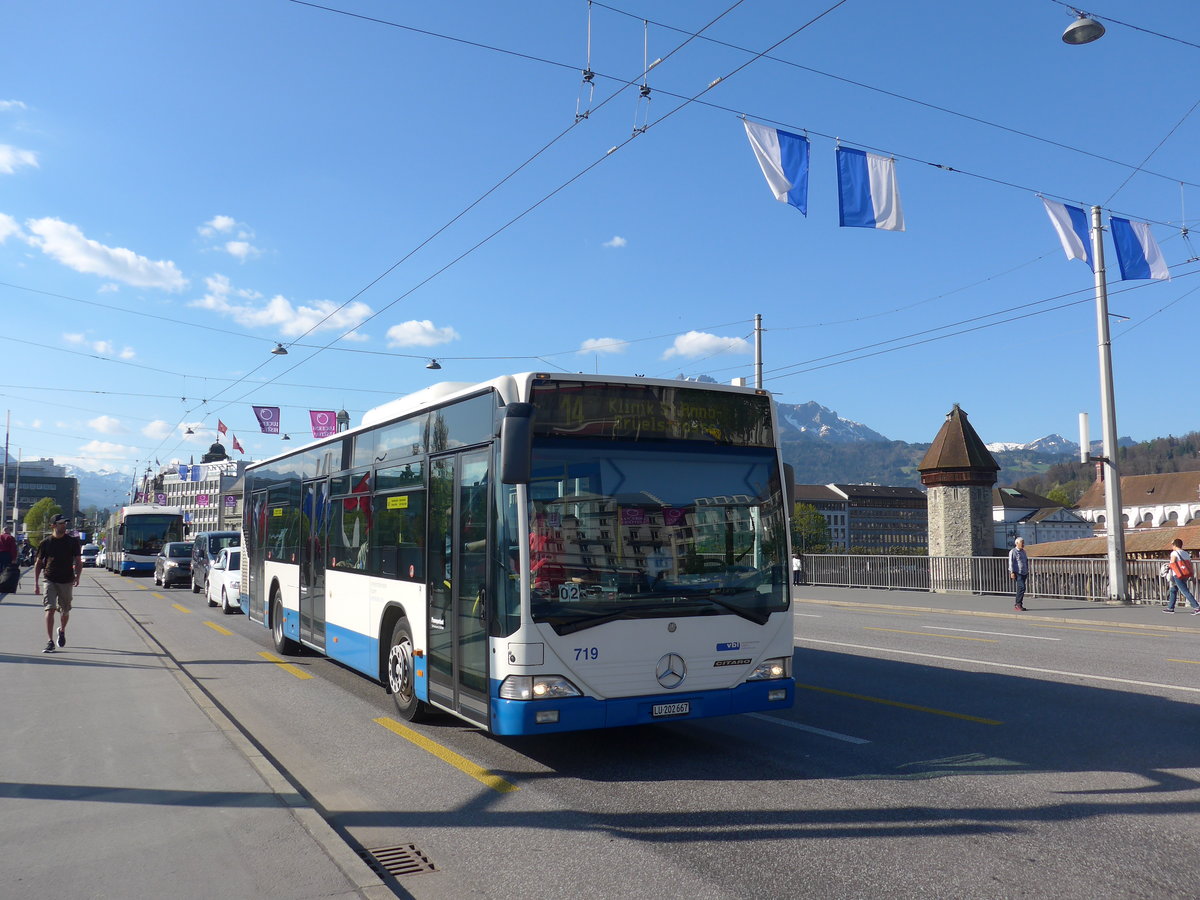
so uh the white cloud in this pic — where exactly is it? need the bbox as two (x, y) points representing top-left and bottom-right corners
(0, 212), (23, 243)
(119, 346), (135, 359)
(224, 240), (261, 261)
(76, 440), (139, 460)
(89, 415), (125, 434)
(191, 274), (371, 338)
(92, 340), (113, 354)
(199, 215), (236, 236)
(63, 332), (86, 344)
(602, 235), (628, 248)
(578, 337), (627, 355)
(0, 101), (27, 112)
(385, 319), (460, 348)
(25, 218), (187, 291)
(0, 145), (37, 175)
(661, 331), (751, 360)
(31, 419), (42, 429)
(98, 283), (119, 293)
(143, 420), (173, 440)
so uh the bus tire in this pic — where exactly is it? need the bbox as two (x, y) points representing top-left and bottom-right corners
(271, 592), (299, 655)
(386, 618), (428, 722)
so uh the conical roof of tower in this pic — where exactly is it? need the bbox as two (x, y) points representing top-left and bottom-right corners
(918, 404), (999, 474)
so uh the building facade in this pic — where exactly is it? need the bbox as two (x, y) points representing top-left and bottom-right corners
(792, 484), (849, 550)
(142, 443), (248, 534)
(3, 459), (79, 533)
(831, 483), (928, 554)
(1075, 471), (1200, 533)
(992, 486), (1092, 550)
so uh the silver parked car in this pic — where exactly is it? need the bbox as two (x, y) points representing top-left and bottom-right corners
(154, 541), (194, 588)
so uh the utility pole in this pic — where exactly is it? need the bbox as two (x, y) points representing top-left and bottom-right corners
(1089, 205), (1128, 602)
(754, 313), (763, 389)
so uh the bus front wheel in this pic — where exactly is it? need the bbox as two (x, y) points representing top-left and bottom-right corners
(271, 593), (298, 655)
(387, 618), (428, 722)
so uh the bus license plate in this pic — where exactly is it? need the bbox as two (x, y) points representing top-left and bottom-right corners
(652, 701), (690, 718)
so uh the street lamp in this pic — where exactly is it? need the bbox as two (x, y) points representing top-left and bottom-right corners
(1062, 12), (1105, 45)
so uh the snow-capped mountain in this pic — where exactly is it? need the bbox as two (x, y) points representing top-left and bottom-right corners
(61, 464), (136, 510)
(776, 402), (889, 443)
(986, 434), (1077, 455)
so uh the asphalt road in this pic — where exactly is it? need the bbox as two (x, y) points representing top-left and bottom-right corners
(93, 571), (1200, 900)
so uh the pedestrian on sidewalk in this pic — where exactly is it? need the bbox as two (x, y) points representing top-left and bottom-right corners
(792, 554), (802, 586)
(1009, 537), (1029, 611)
(0, 525), (17, 569)
(1163, 538), (1200, 614)
(34, 514), (82, 653)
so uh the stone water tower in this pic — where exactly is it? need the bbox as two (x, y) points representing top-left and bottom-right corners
(919, 404), (999, 560)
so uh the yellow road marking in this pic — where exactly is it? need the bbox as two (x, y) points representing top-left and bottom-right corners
(153, 592), (166, 599)
(1028, 623), (1166, 638)
(203, 621), (233, 636)
(257, 650), (313, 680)
(795, 682), (1002, 725)
(1167, 658), (1200, 665)
(171, 603), (192, 614)
(865, 627), (997, 643)
(136, 584), (148, 590)
(374, 716), (519, 793)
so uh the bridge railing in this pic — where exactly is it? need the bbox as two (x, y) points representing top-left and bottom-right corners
(800, 554), (1168, 603)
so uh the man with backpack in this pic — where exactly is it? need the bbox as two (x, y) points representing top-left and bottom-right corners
(1164, 538), (1200, 614)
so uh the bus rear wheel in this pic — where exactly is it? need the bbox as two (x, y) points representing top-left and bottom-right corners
(271, 592), (298, 655)
(387, 618), (428, 722)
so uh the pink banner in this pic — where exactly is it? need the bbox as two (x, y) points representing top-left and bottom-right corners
(252, 405), (280, 434)
(310, 410), (336, 439)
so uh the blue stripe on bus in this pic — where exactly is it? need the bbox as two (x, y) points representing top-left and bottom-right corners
(325, 621), (378, 680)
(488, 678), (795, 736)
(121, 561), (154, 573)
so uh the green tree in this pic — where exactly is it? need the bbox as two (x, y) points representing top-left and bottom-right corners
(791, 503), (830, 554)
(24, 497), (62, 547)
(1045, 486), (1071, 507)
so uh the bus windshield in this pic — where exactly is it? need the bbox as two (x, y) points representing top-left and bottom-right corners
(124, 515), (185, 556)
(526, 441), (788, 635)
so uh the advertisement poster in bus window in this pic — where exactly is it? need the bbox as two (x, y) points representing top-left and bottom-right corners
(531, 382), (771, 445)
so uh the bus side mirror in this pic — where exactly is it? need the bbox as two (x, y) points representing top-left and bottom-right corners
(500, 402), (534, 485)
(783, 463), (795, 508)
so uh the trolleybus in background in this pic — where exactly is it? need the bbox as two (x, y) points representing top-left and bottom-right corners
(242, 373), (796, 735)
(103, 504), (188, 575)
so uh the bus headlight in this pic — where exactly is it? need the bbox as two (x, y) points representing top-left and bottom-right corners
(745, 657), (791, 681)
(499, 675), (582, 700)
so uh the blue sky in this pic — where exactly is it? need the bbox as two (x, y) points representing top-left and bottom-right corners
(3, 0), (1199, 477)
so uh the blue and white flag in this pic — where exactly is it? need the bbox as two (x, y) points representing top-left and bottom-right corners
(1041, 198), (1092, 270)
(1110, 216), (1169, 281)
(836, 147), (904, 231)
(743, 120), (809, 215)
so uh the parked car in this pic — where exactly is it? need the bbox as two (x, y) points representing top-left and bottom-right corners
(80, 544), (100, 567)
(154, 541), (194, 588)
(191, 530), (240, 595)
(95, 547), (107, 568)
(205, 547), (242, 615)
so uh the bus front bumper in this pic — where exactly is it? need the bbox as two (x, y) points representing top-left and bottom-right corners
(489, 678), (794, 736)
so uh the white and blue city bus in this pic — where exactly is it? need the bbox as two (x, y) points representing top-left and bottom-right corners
(103, 504), (188, 575)
(242, 373), (795, 735)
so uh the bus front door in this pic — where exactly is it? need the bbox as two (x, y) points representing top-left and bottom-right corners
(427, 449), (490, 726)
(298, 479), (328, 651)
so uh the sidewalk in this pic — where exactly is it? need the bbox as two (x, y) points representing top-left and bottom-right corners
(794, 583), (1200, 633)
(0, 571), (391, 900)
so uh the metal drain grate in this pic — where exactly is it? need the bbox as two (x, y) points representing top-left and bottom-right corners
(359, 843), (437, 878)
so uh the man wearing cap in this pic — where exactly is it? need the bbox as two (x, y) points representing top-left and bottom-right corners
(34, 515), (82, 653)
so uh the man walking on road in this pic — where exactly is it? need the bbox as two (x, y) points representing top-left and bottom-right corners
(1009, 537), (1029, 611)
(34, 514), (82, 653)
(1164, 538), (1200, 614)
